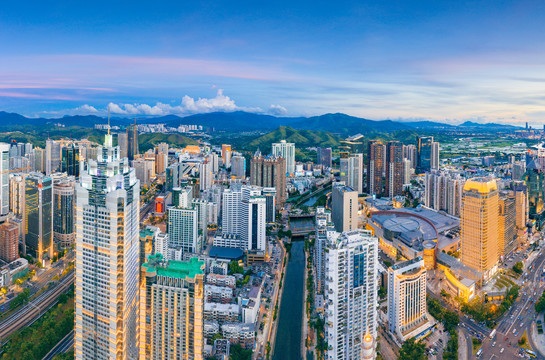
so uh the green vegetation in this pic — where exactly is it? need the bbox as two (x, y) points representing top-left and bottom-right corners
(52, 353), (74, 360)
(246, 126), (342, 154)
(2, 287), (74, 359)
(9, 288), (30, 310)
(229, 260), (244, 275)
(229, 343), (252, 360)
(443, 330), (459, 360)
(472, 337), (482, 352)
(513, 261), (523, 274)
(138, 133), (197, 152)
(462, 286), (519, 324)
(427, 298), (459, 331)
(398, 337), (426, 360)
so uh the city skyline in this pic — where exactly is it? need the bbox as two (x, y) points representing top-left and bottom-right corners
(2, 1), (545, 125)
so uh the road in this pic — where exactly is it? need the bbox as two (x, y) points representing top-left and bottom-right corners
(466, 240), (545, 359)
(0, 271), (74, 344)
(42, 330), (74, 360)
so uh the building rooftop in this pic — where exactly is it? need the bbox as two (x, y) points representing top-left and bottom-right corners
(463, 177), (497, 193)
(143, 253), (204, 279)
(209, 246), (245, 261)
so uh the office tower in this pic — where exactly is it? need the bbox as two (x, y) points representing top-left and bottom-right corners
(461, 178), (499, 280)
(314, 207), (332, 295)
(250, 154), (287, 208)
(0, 220), (19, 263)
(0, 143), (9, 218)
(331, 183), (359, 232)
(317, 147), (332, 168)
(179, 186), (194, 209)
(523, 159), (545, 217)
(166, 163), (180, 192)
(512, 162), (525, 181)
(325, 230), (378, 360)
(74, 133), (140, 359)
(61, 144), (80, 177)
(45, 139), (61, 175)
(416, 136), (439, 173)
(272, 140), (295, 175)
(231, 155), (246, 178)
(33, 147), (45, 173)
(240, 195), (266, 251)
(402, 159), (411, 185)
(24, 173), (53, 263)
(262, 188), (276, 223)
(53, 176), (76, 250)
(127, 123), (139, 160)
(367, 140), (384, 196)
(385, 141), (403, 198)
(221, 144), (232, 168)
(498, 191), (516, 257)
(346, 153), (364, 194)
(222, 189), (242, 236)
(118, 132), (128, 159)
(168, 207), (200, 254)
(9, 174), (26, 217)
(199, 161), (212, 191)
(140, 254), (204, 360)
(387, 257), (433, 341)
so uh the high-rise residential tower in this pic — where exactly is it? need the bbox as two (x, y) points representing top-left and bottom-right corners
(317, 147), (332, 168)
(367, 140), (384, 196)
(140, 254), (205, 360)
(25, 173), (53, 263)
(118, 132), (128, 159)
(385, 141), (404, 197)
(0, 143), (9, 219)
(250, 154), (286, 208)
(498, 191), (516, 257)
(387, 257), (433, 341)
(74, 133), (140, 359)
(221, 144), (232, 168)
(325, 230), (378, 360)
(0, 220), (19, 263)
(461, 178), (499, 280)
(272, 140), (295, 175)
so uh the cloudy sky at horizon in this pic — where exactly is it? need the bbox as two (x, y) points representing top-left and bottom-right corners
(2, 0), (545, 125)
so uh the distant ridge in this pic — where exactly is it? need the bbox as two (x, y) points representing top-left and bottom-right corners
(0, 110), (523, 134)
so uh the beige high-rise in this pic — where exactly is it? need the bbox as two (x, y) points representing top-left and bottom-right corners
(461, 178), (499, 281)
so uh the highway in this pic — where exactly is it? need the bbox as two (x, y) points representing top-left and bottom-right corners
(0, 271), (74, 344)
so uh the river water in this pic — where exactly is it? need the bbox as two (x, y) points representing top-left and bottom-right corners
(273, 241), (305, 360)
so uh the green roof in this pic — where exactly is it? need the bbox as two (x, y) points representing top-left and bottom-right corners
(139, 228), (155, 238)
(142, 253), (204, 280)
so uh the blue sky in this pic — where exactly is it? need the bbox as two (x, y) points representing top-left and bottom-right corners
(2, 0), (545, 125)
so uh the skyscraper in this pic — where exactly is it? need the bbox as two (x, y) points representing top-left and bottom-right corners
(127, 123), (139, 161)
(240, 195), (266, 251)
(61, 144), (80, 177)
(331, 183), (359, 232)
(9, 174), (26, 218)
(118, 132), (128, 159)
(347, 153), (364, 194)
(317, 147), (332, 168)
(0, 143), (9, 218)
(53, 176), (76, 250)
(199, 161), (212, 191)
(385, 141), (403, 197)
(25, 173), (53, 263)
(416, 136), (439, 173)
(222, 188), (242, 236)
(523, 159), (544, 218)
(498, 191), (516, 257)
(221, 144), (232, 168)
(325, 230), (378, 360)
(0, 220), (19, 263)
(168, 207), (199, 254)
(387, 257), (433, 341)
(367, 140), (384, 196)
(45, 139), (61, 175)
(461, 178), (499, 280)
(140, 254), (205, 360)
(75, 133), (140, 359)
(231, 155), (246, 178)
(250, 154), (286, 208)
(272, 140), (295, 175)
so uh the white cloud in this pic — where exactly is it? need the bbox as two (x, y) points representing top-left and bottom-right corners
(102, 89), (264, 116)
(77, 104), (98, 113)
(268, 104), (288, 116)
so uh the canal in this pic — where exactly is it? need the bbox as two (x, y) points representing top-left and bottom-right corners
(273, 240), (305, 360)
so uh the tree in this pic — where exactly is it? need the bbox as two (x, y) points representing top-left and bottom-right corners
(513, 261), (523, 274)
(228, 260), (244, 275)
(398, 337), (426, 360)
(229, 343), (252, 360)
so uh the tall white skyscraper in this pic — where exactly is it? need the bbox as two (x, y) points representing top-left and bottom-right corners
(347, 153), (364, 194)
(240, 195), (266, 251)
(199, 161), (212, 191)
(387, 257), (434, 341)
(168, 207), (199, 254)
(0, 143), (9, 218)
(325, 230), (378, 360)
(222, 189), (242, 236)
(45, 139), (61, 175)
(272, 140), (295, 175)
(431, 141), (440, 170)
(75, 133), (141, 359)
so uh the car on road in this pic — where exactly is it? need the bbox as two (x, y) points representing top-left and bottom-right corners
(500, 348), (504, 353)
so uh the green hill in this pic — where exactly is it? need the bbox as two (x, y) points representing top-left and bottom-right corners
(138, 133), (197, 152)
(246, 126), (342, 153)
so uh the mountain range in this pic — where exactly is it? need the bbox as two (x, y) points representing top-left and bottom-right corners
(0, 110), (523, 136)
